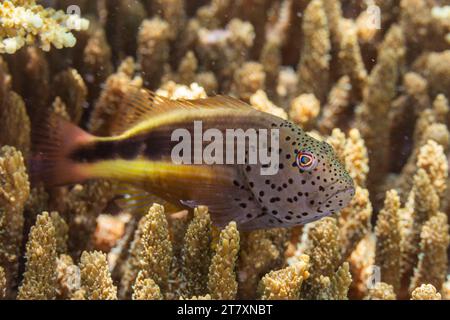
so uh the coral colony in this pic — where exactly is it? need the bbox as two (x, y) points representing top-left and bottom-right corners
(0, 0), (450, 300)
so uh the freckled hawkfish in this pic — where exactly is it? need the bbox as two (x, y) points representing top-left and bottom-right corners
(31, 87), (354, 230)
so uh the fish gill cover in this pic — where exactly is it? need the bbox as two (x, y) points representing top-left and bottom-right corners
(0, 0), (449, 300)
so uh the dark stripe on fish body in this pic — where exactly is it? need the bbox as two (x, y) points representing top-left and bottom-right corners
(70, 138), (144, 162)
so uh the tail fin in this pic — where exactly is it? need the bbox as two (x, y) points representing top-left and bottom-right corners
(30, 114), (95, 187)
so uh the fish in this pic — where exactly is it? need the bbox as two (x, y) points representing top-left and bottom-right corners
(31, 87), (355, 230)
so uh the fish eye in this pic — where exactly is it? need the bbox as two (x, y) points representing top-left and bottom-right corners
(296, 151), (317, 171)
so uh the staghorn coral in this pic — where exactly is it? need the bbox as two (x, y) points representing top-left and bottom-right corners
(343, 129), (369, 188)
(79, 251), (117, 300)
(410, 284), (442, 300)
(0, 89), (30, 157)
(289, 93), (321, 130)
(413, 51), (450, 99)
(410, 212), (449, 292)
(120, 204), (173, 299)
(52, 68), (87, 124)
(181, 206), (212, 298)
(208, 221), (240, 300)
(297, 0), (331, 103)
(137, 17), (171, 89)
(17, 212), (57, 300)
(132, 271), (163, 300)
(0, 266), (5, 299)
(0, 0), (89, 54)
(231, 61), (266, 102)
(88, 57), (143, 135)
(318, 76), (352, 134)
(356, 25), (405, 195)
(0, 146), (30, 298)
(55, 254), (80, 300)
(250, 90), (288, 120)
(336, 19), (367, 100)
(374, 190), (401, 293)
(298, 217), (352, 300)
(258, 255), (310, 300)
(50, 211), (69, 255)
(364, 282), (396, 300)
(338, 186), (372, 260)
(238, 228), (289, 299)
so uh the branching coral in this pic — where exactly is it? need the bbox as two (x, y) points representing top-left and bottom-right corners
(0, 0), (89, 53)
(258, 255), (310, 300)
(237, 228), (289, 299)
(374, 190), (401, 293)
(132, 271), (163, 300)
(364, 282), (396, 300)
(208, 221), (240, 300)
(120, 204), (173, 299)
(0, 146), (30, 298)
(298, 217), (352, 300)
(0, 266), (5, 299)
(410, 212), (449, 292)
(181, 206), (212, 298)
(356, 25), (405, 193)
(297, 0), (331, 103)
(79, 251), (117, 300)
(410, 284), (441, 300)
(17, 212), (57, 300)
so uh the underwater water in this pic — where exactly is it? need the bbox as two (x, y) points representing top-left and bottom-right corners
(0, 0), (449, 301)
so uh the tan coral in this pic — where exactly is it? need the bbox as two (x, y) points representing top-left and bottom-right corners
(318, 76), (352, 134)
(0, 0), (89, 54)
(375, 190), (401, 293)
(56, 254), (80, 300)
(120, 204), (172, 298)
(79, 251), (117, 300)
(410, 212), (449, 292)
(52, 68), (88, 124)
(0, 266), (5, 299)
(17, 212), (57, 300)
(231, 61), (266, 102)
(208, 221), (240, 300)
(50, 212), (68, 255)
(400, 169), (440, 285)
(364, 282), (396, 300)
(289, 93), (321, 130)
(326, 128), (346, 163)
(337, 19), (367, 100)
(343, 129), (369, 188)
(132, 271), (163, 300)
(238, 228), (289, 299)
(250, 90), (288, 120)
(416, 140), (448, 199)
(297, 0), (331, 102)
(338, 187), (372, 260)
(88, 58), (143, 135)
(0, 90), (30, 157)
(181, 206), (212, 298)
(300, 217), (344, 299)
(356, 25), (405, 190)
(410, 284), (441, 300)
(413, 51), (450, 98)
(258, 255), (310, 300)
(0, 146), (30, 298)
(137, 17), (171, 89)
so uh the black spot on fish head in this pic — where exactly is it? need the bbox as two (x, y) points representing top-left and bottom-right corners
(279, 132), (355, 223)
(302, 141), (354, 218)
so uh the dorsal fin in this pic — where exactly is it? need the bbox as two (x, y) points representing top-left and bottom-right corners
(110, 86), (252, 135)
